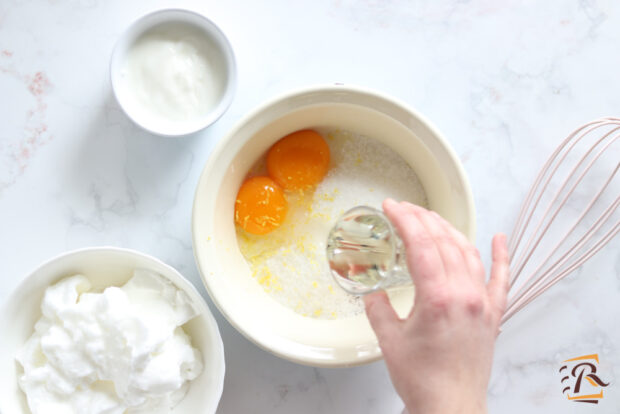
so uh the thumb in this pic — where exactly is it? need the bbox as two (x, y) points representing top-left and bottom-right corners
(364, 291), (400, 342)
(487, 233), (510, 318)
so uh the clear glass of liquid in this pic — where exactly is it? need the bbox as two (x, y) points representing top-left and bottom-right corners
(326, 206), (412, 295)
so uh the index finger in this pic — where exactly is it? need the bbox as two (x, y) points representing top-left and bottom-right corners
(383, 199), (446, 293)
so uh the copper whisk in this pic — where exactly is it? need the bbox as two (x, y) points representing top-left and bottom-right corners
(502, 117), (619, 325)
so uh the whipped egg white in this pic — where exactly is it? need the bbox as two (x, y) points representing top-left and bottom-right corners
(16, 270), (203, 414)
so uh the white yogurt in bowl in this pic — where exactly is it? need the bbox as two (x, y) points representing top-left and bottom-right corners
(121, 23), (224, 127)
(111, 9), (236, 136)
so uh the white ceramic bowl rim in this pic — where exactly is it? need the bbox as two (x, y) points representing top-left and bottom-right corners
(197, 82), (476, 235)
(110, 8), (237, 137)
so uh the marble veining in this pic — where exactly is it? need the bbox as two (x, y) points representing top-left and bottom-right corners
(0, 53), (53, 194)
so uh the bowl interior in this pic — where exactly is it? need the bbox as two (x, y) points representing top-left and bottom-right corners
(193, 86), (475, 366)
(0, 248), (225, 414)
(110, 9), (236, 136)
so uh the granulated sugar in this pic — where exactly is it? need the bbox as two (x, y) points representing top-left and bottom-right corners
(236, 129), (428, 319)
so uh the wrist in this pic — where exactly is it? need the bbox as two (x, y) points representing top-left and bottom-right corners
(402, 389), (487, 414)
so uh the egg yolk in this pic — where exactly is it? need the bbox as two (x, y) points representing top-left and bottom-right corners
(266, 130), (330, 191)
(235, 176), (288, 235)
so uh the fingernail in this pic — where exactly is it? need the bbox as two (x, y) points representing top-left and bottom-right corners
(384, 198), (397, 208)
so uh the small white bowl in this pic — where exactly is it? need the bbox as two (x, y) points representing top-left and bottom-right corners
(192, 84), (476, 367)
(0, 247), (225, 414)
(110, 9), (236, 136)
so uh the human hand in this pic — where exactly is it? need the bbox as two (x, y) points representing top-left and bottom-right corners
(364, 199), (510, 414)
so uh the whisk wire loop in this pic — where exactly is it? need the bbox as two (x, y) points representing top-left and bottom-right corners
(502, 117), (620, 326)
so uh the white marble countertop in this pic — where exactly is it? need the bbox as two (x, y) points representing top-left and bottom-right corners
(1, 1), (619, 413)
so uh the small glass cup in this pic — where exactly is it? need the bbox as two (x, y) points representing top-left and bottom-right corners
(326, 206), (412, 295)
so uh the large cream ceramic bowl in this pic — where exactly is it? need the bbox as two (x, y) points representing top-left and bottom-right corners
(192, 85), (475, 367)
(0, 247), (225, 414)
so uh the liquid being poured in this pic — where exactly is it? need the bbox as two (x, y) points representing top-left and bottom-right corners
(326, 206), (411, 295)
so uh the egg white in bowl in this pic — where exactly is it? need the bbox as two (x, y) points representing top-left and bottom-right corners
(192, 84), (475, 367)
(0, 247), (225, 414)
